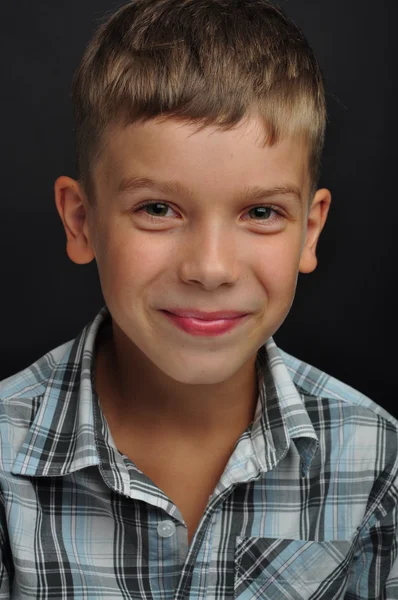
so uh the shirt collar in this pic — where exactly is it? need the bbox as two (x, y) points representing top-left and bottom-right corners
(11, 305), (318, 480)
(250, 339), (319, 478)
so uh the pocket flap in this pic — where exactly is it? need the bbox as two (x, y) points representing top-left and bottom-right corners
(235, 537), (352, 599)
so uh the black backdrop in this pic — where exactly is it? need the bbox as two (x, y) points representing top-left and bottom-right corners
(1, 1), (396, 415)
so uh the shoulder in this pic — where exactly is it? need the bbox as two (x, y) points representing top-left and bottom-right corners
(278, 346), (398, 429)
(0, 339), (74, 402)
(0, 339), (75, 467)
(278, 348), (398, 521)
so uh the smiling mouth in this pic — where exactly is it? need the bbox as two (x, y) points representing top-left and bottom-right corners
(160, 310), (249, 336)
(162, 310), (249, 320)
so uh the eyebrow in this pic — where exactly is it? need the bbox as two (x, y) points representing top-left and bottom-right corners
(117, 176), (302, 204)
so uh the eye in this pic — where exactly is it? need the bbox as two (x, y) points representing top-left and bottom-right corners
(244, 205), (284, 225)
(132, 200), (285, 225)
(133, 201), (176, 221)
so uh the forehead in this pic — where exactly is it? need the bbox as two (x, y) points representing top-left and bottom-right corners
(95, 116), (310, 201)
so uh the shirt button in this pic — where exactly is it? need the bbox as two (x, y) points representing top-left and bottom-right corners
(157, 520), (176, 538)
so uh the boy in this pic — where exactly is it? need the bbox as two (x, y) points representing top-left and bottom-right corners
(1, 0), (397, 597)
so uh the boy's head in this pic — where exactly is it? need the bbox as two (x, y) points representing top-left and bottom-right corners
(55, 0), (331, 386)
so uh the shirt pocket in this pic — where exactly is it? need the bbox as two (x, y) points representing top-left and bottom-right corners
(234, 537), (353, 599)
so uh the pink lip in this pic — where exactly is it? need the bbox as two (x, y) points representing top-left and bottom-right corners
(160, 310), (249, 336)
(163, 309), (248, 320)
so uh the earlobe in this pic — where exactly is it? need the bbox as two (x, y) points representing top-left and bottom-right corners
(54, 176), (95, 265)
(299, 188), (332, 274)
(299, 246), (318, 274)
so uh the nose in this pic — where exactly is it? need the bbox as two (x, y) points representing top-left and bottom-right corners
(178, 224), (240, 290)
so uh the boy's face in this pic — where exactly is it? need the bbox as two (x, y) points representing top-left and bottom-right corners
(55, 114), (330, 386)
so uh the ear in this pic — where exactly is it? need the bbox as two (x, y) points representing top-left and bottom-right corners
(299, 188), (332, 274)
(54, 176), (95, 265)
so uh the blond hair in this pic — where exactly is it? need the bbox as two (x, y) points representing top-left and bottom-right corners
(72, 0), (327, 205)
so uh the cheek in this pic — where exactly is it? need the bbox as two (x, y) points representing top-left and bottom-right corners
(255, 240), (301, 291)
(96, 225), (168, 290)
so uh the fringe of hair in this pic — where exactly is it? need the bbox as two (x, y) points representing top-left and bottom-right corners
(72, 0), (327, 205)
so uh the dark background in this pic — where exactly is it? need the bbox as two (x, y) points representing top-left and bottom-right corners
(0, 1), (396, 414)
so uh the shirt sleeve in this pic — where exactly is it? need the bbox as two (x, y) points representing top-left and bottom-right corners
(0, 502), (11, 599)
(345, 480), (398, 599)
(0, 555), (10, 600)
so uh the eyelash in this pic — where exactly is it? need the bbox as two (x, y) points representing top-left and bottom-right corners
(132, 200), (285, 226)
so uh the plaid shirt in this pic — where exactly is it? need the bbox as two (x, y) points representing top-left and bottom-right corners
(0, 305), (397, 599)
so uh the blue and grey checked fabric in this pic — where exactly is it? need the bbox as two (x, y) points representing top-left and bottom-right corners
(0, 305), (397, 599)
